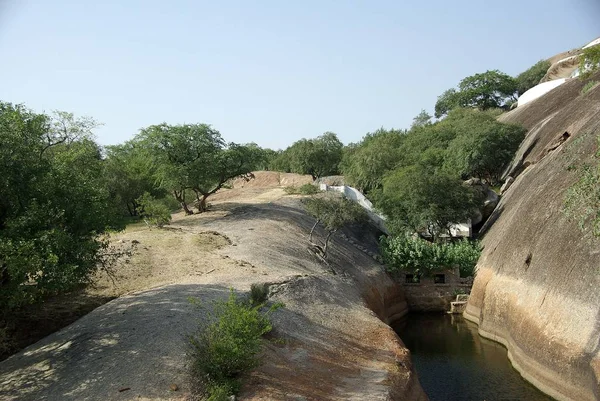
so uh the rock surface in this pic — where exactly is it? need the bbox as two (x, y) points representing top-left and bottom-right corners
(0, 190), (426, 400)
(465, 72), (600, 401)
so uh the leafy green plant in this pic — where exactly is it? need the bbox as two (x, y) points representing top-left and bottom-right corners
(380, 234), (481, 278)
(249, 283), (269, 305)
(581, 80), (599, 94)
(0, 103), (124, 313)
(137, 192), (172, 227)
(579, 45), (600, 80)
(189, 290), (279, 400)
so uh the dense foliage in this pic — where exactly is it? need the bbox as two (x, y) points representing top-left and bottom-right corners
(374, 166), (480, 239)
(133, 123), (262, 214)
(579, 44), (600, 79)
(435, 70), (518, 117)
(189, 290), (278, 400)
(340, 128), (406, 193)
(381, 234), (481, 278)
(515, 60), (551, 96)
(0, 103), (123, 312)
(270, 132), (343, 179)
(342, 108), (525, 239)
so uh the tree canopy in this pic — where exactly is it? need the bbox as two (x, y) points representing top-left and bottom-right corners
(134, 123), (261, 213)
(0, 103), (122, 311)
(435, 70), (518, 118)
(374, 166), (480, 239)
(515, 60), (551, 96)
(579, 44), (600, 79)
(270, 132), (343, 179)
(339, 128), (406, 193)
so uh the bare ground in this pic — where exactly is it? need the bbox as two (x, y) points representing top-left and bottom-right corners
(0, 181), (424, 401)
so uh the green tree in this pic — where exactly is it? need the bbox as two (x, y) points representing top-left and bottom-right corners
(515, 60), (551, 96)
(374, 166), (480, 240)
(104, 142), (164, 216)
(579, 44), (600, 79)
(442, 109), (527, 184)
(269, 150), (291, 172)
(434, 88), (461, 118)
(457, 70), (517, 110)
(277, 132), (343, 179)
(411, 109), (433, 129)
(0, 103), (122, 312)
(339, 129), (405, 193)
(303, 196), (367, 258)
(435, 70), (517, 117)
(135, 123), (260, 214)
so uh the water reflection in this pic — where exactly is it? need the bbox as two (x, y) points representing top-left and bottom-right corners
(393, 314), (554, 401)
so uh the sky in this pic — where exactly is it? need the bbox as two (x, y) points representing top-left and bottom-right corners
(0, 1), (598, 150)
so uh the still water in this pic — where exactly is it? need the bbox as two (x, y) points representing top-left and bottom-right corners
(393, 314), (554, 401)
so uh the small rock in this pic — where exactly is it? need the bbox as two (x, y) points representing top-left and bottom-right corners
(169, 384), (178, 391)
(131, 240), (140, 245)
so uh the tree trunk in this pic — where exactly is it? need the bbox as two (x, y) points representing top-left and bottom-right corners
(194, 190), (209, 213)
(309, 219), (320, 243)
(126, 202), (134, 217)
(173, 190), (193, 215)
(323, 229), (336, 258)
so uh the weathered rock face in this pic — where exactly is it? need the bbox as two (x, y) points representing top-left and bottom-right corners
(465, 73), (600, 401)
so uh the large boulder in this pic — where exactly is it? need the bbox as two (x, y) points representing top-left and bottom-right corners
(465, 72), (600, 401)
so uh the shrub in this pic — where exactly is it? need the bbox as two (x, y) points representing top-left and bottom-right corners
(284, 183), (320, 195)
(137, 192), (172, 227)
(189, 290), (278, 399)
(579, 45), (600, 79)
(582, 80), (599, 94)
(249, 283), (269, 305)
(380, 234), (481, 278)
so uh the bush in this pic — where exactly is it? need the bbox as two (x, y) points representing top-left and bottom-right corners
(579, 45), (600, 79)
(380, 234), (481, 278)
(189, 290), (278, 399)
(582, 80), (599, 94)
(137, 192), (172, 227)
(249, 283), (269, 305)
(284, 183), (319, 195)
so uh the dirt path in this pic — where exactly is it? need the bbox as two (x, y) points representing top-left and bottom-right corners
(0, 186), (425, 401)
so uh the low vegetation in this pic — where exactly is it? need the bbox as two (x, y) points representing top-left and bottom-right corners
(579, 44), (600, 79)
(581, 80), (599, 94)
(381, 234), (481, 278)
(189, 289), (280, 400)
(283, 183), (320, 195)
(563, 135), (600, 237)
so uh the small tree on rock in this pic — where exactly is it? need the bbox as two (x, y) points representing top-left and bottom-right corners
(303, 196), (367, 258)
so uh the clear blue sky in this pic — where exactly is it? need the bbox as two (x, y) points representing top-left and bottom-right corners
(0, 1), (598, 149)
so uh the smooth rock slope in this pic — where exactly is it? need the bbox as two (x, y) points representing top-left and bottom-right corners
(465, 72), (600, 401)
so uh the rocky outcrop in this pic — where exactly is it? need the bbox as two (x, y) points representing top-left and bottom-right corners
(465, 73), (600, 401)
